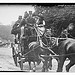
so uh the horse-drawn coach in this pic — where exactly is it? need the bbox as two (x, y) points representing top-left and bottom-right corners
(11, 12), (75, 72)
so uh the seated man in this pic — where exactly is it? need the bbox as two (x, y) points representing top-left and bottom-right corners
(20, 11), (37, 39)
(35, 15), (45, 36)
(19, 11), (29, 27)
(61, 23), (74, 38)
(20, 11), (39, 54)
(20, 26), (33, 55)
(11, 16), (22, 44)
(34, 15), (46, 47)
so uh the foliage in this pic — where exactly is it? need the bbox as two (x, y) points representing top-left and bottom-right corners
(34, 5), (75, 37)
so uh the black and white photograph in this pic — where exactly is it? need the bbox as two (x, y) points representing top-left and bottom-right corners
(0, 3), (75, 72)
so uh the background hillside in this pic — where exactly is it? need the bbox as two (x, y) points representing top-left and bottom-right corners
(0, 25), (14, 42)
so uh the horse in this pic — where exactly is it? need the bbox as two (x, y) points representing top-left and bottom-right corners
(33, 23), (75, 72)
(19, 25), (54, 72)
(49, 38), (75, 72)
(46, 25), (75, 72)
(28, 39), (52, 72)
(18, 26), (42, 71)
(40, 26), (68, 71)
(54, 25), (75, 72)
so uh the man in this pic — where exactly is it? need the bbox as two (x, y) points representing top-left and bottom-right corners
(19, 11), (29, 38)
(19, 11), (30, 54)
(68, 23), (74, 38)
(68, 23), (74, 30)
(11, 16), (22, 43)
(20, 11), (42, 54)
(33, 14), (46, 47)
(19, 11), (29, 27)
(35, 14), (45, 37)
(12, 16), (22, 31)
(19, 11), (36, 27)
(26, 11), (37, 27)
(61, 23), (74, 38)
(20, 11), (37, 38)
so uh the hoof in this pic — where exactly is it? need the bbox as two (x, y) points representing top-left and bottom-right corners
(48, 66), (52, 70)
(66, 66), (69, 72)
(33, 68), (36, 72)
(29, 70), (33, 72)
(42, 68), (45, 72)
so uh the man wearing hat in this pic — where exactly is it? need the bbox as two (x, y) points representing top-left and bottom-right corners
(19, 11), (37, 38)
(11, 15), (22, 43)
(36, 15), (45, 37)
(61, 23), (74, 38)
(19, 11), (29, 27)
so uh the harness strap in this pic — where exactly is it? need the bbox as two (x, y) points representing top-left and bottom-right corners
(40, 40), (57, 55)
(23, 45), (40, 56)
(41, 52), (75, 58)
(47, 47), (57, 55)
(33, 24), (43, 47)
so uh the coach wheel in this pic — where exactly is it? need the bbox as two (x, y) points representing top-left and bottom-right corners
(19, 59), (23, 70)
(12, 46), (15, 56)
(12, 46), (18, 66)
(42, 67), (45, 72)
(13, 54), (18, 66)
(18, 54), (23, 70)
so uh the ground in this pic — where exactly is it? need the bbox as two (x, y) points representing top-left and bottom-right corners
(0, 47), (75, 72)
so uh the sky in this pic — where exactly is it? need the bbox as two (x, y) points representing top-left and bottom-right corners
(0, 5), (35, 25)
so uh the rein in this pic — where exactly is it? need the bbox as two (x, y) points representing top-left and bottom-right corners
(22, 43), (57, 57)
(22, 44), (40, 57)
(41, 52), (75, 58)
(40, 35), (75, 57)
(20, 24), (43, 57)
(20, 23), (75, 58)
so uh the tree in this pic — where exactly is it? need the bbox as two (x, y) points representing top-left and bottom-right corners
(34, 5), (75, 37)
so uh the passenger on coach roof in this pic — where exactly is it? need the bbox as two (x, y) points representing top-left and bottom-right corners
(11, 16), (22, 43)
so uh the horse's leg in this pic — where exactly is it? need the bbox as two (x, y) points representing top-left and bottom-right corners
(45, 59), (49, 72)
(48, 57), (52, 70)
(29, 61), (32, 71)
(32, 61), (36, 72)
(42, 61), (46, 72)
(38, 55), (45, 72)
(12, 46), (18, 66)
(66, 60), (75, 72)
(57, 57), (66, 72)
(66, 55), (75, 72)
(42, 58), (49, 72)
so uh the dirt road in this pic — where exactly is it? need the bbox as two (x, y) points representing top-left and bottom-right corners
(0, 47), (21, 71)
(0, 47), (75, 72)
